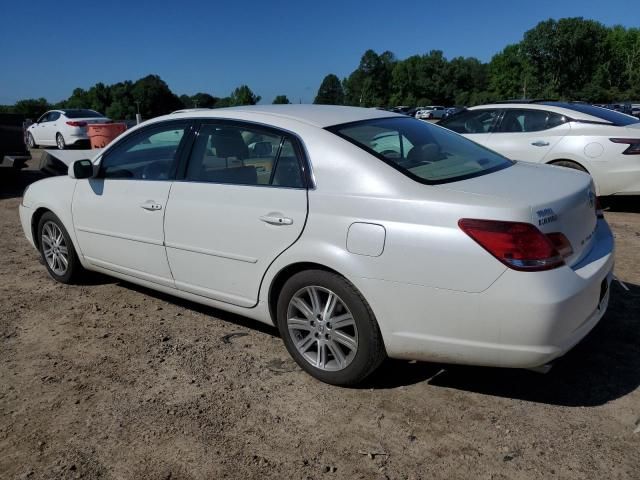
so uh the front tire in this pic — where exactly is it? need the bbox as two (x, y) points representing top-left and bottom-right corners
(27, 132), (38, 149)
(276, 270), (386, 386)
(37, 212), (82, 283)
(56, 133), (66, 150)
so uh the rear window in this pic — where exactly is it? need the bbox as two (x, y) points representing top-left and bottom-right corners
(327, 117), (512, 184)
(542, 102), (639, 126)
(63, 109), (104, 118)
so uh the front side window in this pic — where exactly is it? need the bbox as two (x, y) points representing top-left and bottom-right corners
(38, 112), (51, 123)
(328, 117), (512, 184)
(497, 109), (567, 133)
(99, 121), (188, 180)
(438, 109), (499, 134)
(185, 124), (304, 188)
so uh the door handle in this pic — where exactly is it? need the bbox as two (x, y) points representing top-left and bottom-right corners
(531, 140), (550, 147)
(259, 215), (293, 226)
(140, 201), (162, 211)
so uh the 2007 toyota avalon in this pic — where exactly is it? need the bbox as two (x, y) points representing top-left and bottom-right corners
(19, 105), (614, 385)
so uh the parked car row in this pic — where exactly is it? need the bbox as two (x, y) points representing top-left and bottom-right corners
(20, 105), (614, 386)
(388, 105), (465, 120)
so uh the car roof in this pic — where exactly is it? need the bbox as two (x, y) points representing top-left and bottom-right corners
(468, 103), (603, 122)
(160, 105), (402, 128)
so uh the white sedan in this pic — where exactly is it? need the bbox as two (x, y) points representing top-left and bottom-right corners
(27, 109), (110, 150)
(19, 105), (613, 385)
(415, 106), (446, 120)
(438, 102), (640, 196)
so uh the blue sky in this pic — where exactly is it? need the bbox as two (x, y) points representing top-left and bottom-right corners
(0, 0), (637, 105)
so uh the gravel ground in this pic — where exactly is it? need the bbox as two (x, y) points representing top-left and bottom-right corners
(1, 155), (639, 480)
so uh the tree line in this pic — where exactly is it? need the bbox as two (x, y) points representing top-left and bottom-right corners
(2, 17), (638, 120)
(0, 75), (273, 120)
(315, 17), (640, 107)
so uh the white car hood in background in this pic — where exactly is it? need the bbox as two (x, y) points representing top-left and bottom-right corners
(43, 148), (104, 167)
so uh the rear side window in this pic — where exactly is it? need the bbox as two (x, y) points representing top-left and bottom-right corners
(64, 109), (104, 118)
(328, 117), (512, 184)
(496, 109), (567, 133)
(542, 102), (640, 126)
(438, 109), (499, 134)
(185, 124), (304, 188)
(99, 121), (188, 180)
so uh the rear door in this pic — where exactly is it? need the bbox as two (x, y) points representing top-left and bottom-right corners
(72, 120), (191, 286)
(489, 109), (571, 163)
(164, 121), (309, 307)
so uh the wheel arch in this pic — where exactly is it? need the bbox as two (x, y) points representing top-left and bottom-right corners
(31, 207), (52, 250)
(546, 158), (590, 174)
(267, 261), (347, 324)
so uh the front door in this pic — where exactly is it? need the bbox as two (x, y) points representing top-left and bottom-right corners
(164, 122), (309, 307)
(72, 120), (191, 287)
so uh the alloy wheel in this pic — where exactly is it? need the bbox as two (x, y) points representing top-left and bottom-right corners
(41, 221), (69, 276)
(287, 286), (358, 371)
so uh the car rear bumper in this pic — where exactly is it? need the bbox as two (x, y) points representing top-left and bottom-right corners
(360, 218), (615, 368)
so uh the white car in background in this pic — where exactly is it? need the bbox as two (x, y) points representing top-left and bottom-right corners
(19, 105), (613, 385)
(438, 102), (640, 196)
(26, 109), (111, 150)
(415, 106), (446, 120)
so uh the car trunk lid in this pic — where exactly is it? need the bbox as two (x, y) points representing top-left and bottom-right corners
(440, 161), (598, 266)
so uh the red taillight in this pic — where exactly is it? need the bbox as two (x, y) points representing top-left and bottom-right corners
(66, 121), (87, 127)
(609, 138), (640, 154)
(595, 197), (604, 219)
(546, 232), (573, 258)
(458, 219), (565, 271)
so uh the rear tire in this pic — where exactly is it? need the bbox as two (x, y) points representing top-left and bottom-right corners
(276, 270), (386, 386)
(37, 212), (83, 283)
(550, 160), (588, 173)
(56, 133), (66, 150)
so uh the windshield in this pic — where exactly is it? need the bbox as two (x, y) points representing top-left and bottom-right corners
(542, 102), (639, 126)
(327, 117), (513, 184)
(64, 109), (104, 118)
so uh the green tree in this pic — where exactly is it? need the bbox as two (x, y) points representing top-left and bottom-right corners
(130, 75), (183, 118)
(521, 18), (609, 99)
(13, 98), (51, 119)
(343, 50), (396, 107)
(314, 74), (344, 105)
(272, 95), (291, 104)
(228, 85), (261, 106)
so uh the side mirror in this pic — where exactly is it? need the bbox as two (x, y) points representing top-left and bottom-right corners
(69, 159), (95, 179)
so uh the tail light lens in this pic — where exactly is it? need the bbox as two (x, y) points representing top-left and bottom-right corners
(546, 232), (573, 258)
(609, 138), (640, 154)
(458, 219), (565, 271)
(66, 121), (87, 127)
(595, 197), (604, 219)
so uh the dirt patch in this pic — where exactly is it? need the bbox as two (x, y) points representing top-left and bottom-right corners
(1, 161), (639, 479)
